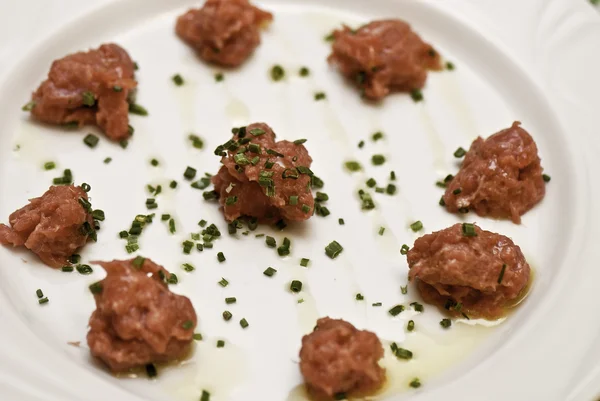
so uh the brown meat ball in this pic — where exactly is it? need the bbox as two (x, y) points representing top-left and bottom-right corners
(87, 258), (197, 372)
(443, 122), (546, 224)
(0, 185), (96, 268)
(328, 20), (442, 100)
(407, 223), (531, 319)
(176, 0), (273, 67)
(26, 43), (136, 141)
(211, 123), (315, 223)
(299, 317), (385, 399)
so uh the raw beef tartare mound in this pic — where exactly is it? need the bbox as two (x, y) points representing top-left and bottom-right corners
(87, 258), (197, 372)
(211, 122), (315, 223)
(443, 121), (546, 224)
(0, 185), (97, 268)
(328, 19), (442, 100)
(299, 317), (385, 399)
(407, 223), (531, 319)
(176, 0), (273, 67)
(26, 43), (136, 141)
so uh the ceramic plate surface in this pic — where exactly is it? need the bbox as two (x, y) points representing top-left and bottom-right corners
(0, 1), (599, 401)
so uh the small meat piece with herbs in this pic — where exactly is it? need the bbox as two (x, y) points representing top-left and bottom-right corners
(25, 43), (137, 141)
(0, 185), (96, 268)
(407, 223), (530, 319)
(328, 20), (442, 100)
(212, 123), (315, 223)
(299, 317), (385, 399)
(87, 258), (197, 372)
(443, 122), (546, 224)
(176, 0), (273, 67)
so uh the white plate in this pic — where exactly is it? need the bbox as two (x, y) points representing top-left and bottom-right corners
(1, 1), (599, 401)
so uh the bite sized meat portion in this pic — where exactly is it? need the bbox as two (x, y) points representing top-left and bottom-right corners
(444, 122), (546, 224)
(87, 258), (197, 372)
(211, 122), (315, 223)
(27, 43), (136, 141)
(328, 20), (442, 100)
(0, 185), (96, 268)
(407, 223), (530, 319)
(176, 0), (273, 67)
(299, 317), (385, 399)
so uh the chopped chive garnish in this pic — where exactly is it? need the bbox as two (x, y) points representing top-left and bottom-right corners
(181, 320), (194, 330)
(289, 195), (299, 206)
(170, 180), (178, 189)
(76, 264), (93, 275)
(344, 161), (362, 172)
(184, 167), (197, 180)
(132, 256), (146, 268)
(378, 227), (385, 236)
(172, 74), (184, 86)
(275, 219), (287, 231)
(410, 302), (424, 312)
(543, 174), (551, 183)
(315, 192), (329, 202)
(193, 333), (203, 341)
(401, 285), (408, 295)
(82, 91), (95, 106)
(129, 103), (148, 116)
(498, 264), (507, 284)
(372, 132), (384, 141)
(145, 363), (157, 379)
(389, 305), (405, 316)
(38, 297), (49, 304)
(263, 267), (277, 277)
(407, 320), (415, 331)
(325, 240), (343, 259)
(271, 65), (285, 81)
(168, 218), (176, 234)
(217, 252), (226, 262)
(393, 345), (413, 360)
(277, 237), (291, 256)
(355, 293), (364, 301)
(440, 318), (452, 328)
(200, 390), (210, 401)
(410, 221), (423, 232)
(69, 254), (81, 264)
(358, 140), (365, 148)
(371, 154), (385, 165)
(113, 85), (122, 92)
(81, 183), (91, 192)
(300, 258), (310, 267)
(182, 263), (195, 272)
(372, 302), (382, 307)
(225, 196), (238, 206)
(83, 134), (99, 148)
(167, 273), (178, 284)
(290, 280), (303, 293)
(375, 187), (385, 193)
(458, 207), (470, 214)
(409, 378), (421, 388)
(36, 289), (43, 298)
(119, 139), (128, 149)
(453, 188), (462, 195)
(410, 89), (423, 102)
(119, 230), (129, 238)
(446, 61), (455, 70)
(225, 297), (237, 304)
(216, 340), (225, 348)
(338, 218), (345, 225)
(366, 178), (376, 188)
(222, 311), (232, 321)
(61, 265), (74, 272)
(44, 161), (56, 170)
(462, 223), (477, 237)
(454, 147), (466, 158)
(293, 139), (307, 145)
(161, 214), (171, 221)
(188, 134), (204, 150)
(240, 318), (249, 329)
(311, 175), (324, 188)
(89, 281), (103, 294)
(22, 101), (36, 111)
(386, 184), (397, 195)
(301, 204), (311, 214)
(212, 72), (224, 82)
(265, 236), (276, 248)
(150, 158), (159, 167)
(439, 196), (446, 206)
(103, 157), (112, 164)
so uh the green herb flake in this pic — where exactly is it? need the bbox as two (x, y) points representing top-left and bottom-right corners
(314, 92), (326, 101)
(172, 74), (184, 86)
(325, 240), (343, 259)
(440, 318), (452, 329)
(410, 89), (423, 102)
(454, 147), (466, 158)
(410, 221), (423, 232)
(344, 161), (362, 172)
(371, 154), (385, 166)
(218, 278), (229, 287)
(263, 267), (277, 277)
(299, 67), (310, 77)
(300, 258), (310, 267)
(83, 134), (99, 148)
(388, 304), (405, 316)
(290, 280), (303, 293)
(271, 65), (285, 81)
(129, 103), (149, 116)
